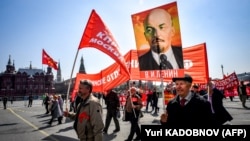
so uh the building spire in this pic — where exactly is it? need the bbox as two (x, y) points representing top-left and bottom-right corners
(56, 60), (62, 82)
(8, 55), (12, 65)
(29, 61), (32, 69)
(13, 60), (15, 71)
(79, 55), (86, 74)
(5, 55), (15, 73)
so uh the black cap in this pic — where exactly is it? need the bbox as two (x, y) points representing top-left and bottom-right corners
(192, 85), (199, 89)
(172, 74), (193, 83)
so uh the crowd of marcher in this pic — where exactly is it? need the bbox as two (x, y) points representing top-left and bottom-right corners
(61, 74), (249, 141)
(2, 75), (249, 141)
(40, 93), (65, 126)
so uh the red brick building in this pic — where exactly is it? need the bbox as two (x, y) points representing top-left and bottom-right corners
(0, 55), (55, 100)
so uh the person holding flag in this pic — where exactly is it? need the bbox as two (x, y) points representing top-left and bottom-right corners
(64, 9), (130, 113)
(124, 87), (143, 141)
(63, 80), (104, 141)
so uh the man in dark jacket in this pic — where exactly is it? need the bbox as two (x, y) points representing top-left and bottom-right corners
(3, 95), (8, 109)
(124, 87), (143, 141)
(43, 93), (50, 114)
(103, 89), (120, 134)
(205, 82), (233, 125)
(238, 81), (248, 108)
(28, 94), (33, 107)
(160, 74), (216, 127)
(145, 89), (153, 112)
(152, 88), (159, 114)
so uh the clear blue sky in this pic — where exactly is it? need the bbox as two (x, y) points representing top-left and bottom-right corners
(1, 0), (250, 80)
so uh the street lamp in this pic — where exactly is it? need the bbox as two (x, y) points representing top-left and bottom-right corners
(221, 64), (225, 77)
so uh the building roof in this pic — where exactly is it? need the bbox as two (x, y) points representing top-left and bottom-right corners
(18, 68), (44, 76)
(237, 72), (250, 81)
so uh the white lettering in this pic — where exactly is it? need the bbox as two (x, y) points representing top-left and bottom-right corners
(134, 60), (139, 68)
(96, 31), (118, 47)
(178, 129), (185, 136)
(89, 37), (122, 60)
(165, 129), (172, 136)
(224, 129), (232, 136)
(145, 129), (151, 136)
(91, 69), (120, 86)
(144, 129), (162, 136)
(185, 129), (192, 136)
(131, 59), (139, 68)
(172, 129), (178, 136)
(193, 129), (199, 136)
(143, 70), (180, 79)
(164, 129), (219, 136)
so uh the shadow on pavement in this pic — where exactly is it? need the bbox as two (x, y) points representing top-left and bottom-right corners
(152, 119), (160, 124)
(225, 106), (250, 110)
(32, 114), (51, 118)
(39, 119), (50, 123)
(64, 117), (74, 123)
(42, 134), (78, 141)
(56, 126), (74, 133)
(34, 124), (53, 131)
(243, 106), (250, 110)
(103, 132), (117, 141)
(151, 113), (159, 117)
(0, 123), (18, 126)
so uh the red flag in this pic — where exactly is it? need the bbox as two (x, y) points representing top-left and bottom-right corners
(183, 43), (209, 83)
(42, 49), (58, 70)
(78, 9), (130, 78)
(223, 74), (227, 79)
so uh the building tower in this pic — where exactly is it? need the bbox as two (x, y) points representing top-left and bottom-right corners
(79, 55), (86, 74)
(29, 61), (32, 69)
(5, 55), (15, 73)
(56, 61), (62, 82)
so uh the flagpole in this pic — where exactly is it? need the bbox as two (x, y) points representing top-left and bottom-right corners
(161, 77), (165, 111)
(207, 78), (211, 102)
(156, 46), (166, 112)
(127, 51), (136, 118)
(65, 49), (79, 111)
